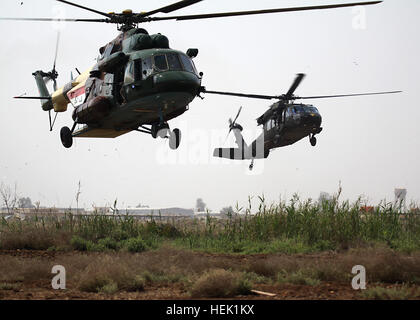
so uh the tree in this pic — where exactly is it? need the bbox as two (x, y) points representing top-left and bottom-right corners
(195, 198), (206, 212)
(18, 197), (35, 208)
(0, 182), (18, 215)
(220, 206), (234, 215)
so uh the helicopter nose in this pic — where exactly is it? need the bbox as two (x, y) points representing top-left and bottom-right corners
(307, 112), (322, 127)
(153, 71), (201, 95)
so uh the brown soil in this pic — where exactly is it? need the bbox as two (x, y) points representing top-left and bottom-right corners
(0, 249), (418, 300)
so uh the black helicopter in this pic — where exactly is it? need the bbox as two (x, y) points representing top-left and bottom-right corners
(204, 73), (401, 170)
(2, 0), (384, 149)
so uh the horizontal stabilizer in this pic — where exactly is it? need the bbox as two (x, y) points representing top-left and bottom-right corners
(213, 148), (247, 160)
(14, 96), (51, 100)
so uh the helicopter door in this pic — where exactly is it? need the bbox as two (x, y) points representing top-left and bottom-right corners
(100, 74), (114, 97)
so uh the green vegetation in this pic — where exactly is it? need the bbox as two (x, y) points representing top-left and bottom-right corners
(277, 269), (321, 286)
(361, 285), (418, 300)
(0, 282), (21, 290)
(1, 194), (420, 254)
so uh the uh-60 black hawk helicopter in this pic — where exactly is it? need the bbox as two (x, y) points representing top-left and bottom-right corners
(206, 73), (401, 170)
(3, 0), (385, 149)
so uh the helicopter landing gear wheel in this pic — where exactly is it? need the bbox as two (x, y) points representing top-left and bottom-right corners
(169, 128), (181, 150)
(60, 126), (73, 148)
(151, 123), (169, 139)
(310, 135), (317, 147)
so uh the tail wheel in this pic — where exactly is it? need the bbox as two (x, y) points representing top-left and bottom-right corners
(60, 126), (73, 148)
(169, 128), (181, 150)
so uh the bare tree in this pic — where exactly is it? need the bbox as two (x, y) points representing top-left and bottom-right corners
(75, 181), (81, 214)
(0, 182), (18, 215)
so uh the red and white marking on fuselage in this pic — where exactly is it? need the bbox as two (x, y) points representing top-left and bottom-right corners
(68, 86), (86, 107)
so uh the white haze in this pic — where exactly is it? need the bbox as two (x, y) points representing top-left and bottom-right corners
(0, 0), (418, 211)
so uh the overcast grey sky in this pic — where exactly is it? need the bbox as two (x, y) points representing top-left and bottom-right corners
(0, 0), (419, 211)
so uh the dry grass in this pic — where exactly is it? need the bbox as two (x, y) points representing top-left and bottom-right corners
(0, 246), (419, 298)
(190, 269), (251, 298)
(0, 228), (70, 250)
(361, 285), (419, 300)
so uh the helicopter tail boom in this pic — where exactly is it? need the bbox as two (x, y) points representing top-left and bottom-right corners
(32, 71), (53, 111)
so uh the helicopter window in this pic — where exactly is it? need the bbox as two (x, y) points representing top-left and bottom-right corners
(100, 43), (114, 60)
(124, 61), (134, 84)
(142, 57), (153, 79)
(167, 53), (183, 71)
(179, 54), (195, 74)
(133, 59), (142, 81)
(307, 106), (319, 113)
(154, 55), (168, 71)
(286, 107), (294, 118)
(265, 119), (275, 130)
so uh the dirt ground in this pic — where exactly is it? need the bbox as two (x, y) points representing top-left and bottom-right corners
(0, 249), (418, 300)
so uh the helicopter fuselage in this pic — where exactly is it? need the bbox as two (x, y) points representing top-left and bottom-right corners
(261, 103), (322, 150)
(83, 48), (201, 132)
(42, 29), (202, 140)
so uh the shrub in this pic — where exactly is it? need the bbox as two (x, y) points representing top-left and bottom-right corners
(361, 286), (416, 300)
(70, 236), (89, 251)
(123, 275), (146, 292)
(124, 237), (147, 253)
(190, 269), (251, 298)
(277, 269), (321, 286)
(98, 237), (118, 250)
(79, 275), (113, 293)
(98, 281), (118, 294)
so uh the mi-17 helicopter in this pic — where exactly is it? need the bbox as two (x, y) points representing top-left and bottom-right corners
(3, 0), (384, 149)
(206, 73), (401, 170)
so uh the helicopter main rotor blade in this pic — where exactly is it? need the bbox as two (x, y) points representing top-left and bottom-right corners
(0, 17), (107, 22)
(233, 106), (242, 124)
(14, 96), (52, 100)
(295, 91), (402, 100)
(148, 1), (382, 22)
(56, 0), (112, 18)
(53, 33), (60, 70)
(285, 73), (306, 100)
(203, 90), (277, 100)
(202, 88), (402, 102)
(138, 0), (203, 18)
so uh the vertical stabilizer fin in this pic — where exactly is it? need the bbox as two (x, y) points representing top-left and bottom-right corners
(32, 71), (53, 111)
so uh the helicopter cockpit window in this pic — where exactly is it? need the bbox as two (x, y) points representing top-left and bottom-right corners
(154, 55), (168, 71)
(142, 57), (153, 79)
(293, 105), (305, 113)
(307, 106), (319, 113)
(100, 43), (114, 60)
(167, 53), (183, 71)
(179, 54), (196, 74)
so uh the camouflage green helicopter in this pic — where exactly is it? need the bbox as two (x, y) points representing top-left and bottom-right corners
(206, 73), (401, 170)
(3, 0), (384, 149)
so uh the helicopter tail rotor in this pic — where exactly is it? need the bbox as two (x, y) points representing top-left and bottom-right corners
(27, 32), (61, 131)
(228, 106), (243, 133)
